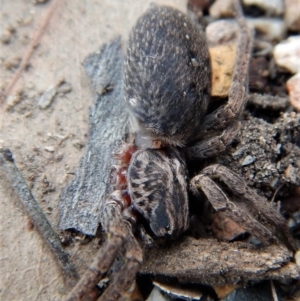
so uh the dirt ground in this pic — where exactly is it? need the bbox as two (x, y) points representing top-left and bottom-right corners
(0, 1), (187, 300)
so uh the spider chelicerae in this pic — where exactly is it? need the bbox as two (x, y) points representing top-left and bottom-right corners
(66, 1), (295, 300)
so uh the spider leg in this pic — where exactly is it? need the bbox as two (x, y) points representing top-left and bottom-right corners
(65, 202), (142, 301)
(190, 173), (277, 245)
(201, 0), (253, 134)
(98, 229), (143, 301)
(186, 121), (240, 159)
(201, 164), (296, 251)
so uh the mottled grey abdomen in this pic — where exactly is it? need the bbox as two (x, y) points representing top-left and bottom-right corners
(127, 147), (189, 238)
(124, 5), (211, 146)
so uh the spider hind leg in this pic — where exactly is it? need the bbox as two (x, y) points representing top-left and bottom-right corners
(191, 164), (295, 251)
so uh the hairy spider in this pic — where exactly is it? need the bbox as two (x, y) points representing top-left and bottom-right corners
(66, 1), (295, 300)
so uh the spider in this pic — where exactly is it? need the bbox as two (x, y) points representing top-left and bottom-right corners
(66, 1), (295, 300)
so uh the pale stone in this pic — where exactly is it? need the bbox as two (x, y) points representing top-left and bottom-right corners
(209, 44), (237, 97)
(247, 18), (286, 42)
(284, 0), (300, 31)
(45, 146), (55, 152)
(206, 18), (285, 45)
(206, 20), (238, 47)
(146, 287), (170, 301)
(242, 155), (255, 166)
(38, 86), (57, 109)
(295, 250), (300, 266)
(243, 0), (284, 16)
(209, 0), (234, 18)
(274, 36), (300, 74)
(287, 73), (300, 112)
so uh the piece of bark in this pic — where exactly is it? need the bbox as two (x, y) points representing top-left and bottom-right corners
(58, 38), (130, 236)
(0, 149), (79, 288)
(141, 237), (300, 285)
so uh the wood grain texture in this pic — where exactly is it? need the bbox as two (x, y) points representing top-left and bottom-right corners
(141, 237), (300, 285)
(58, 39), (130, 235)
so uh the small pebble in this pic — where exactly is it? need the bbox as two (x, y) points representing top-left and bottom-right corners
(22, 16), (33, 26)
(242, 155), (255, 166)
(243, 0), (284, 16)
(206, 20), (238, 46)
(146, 287), (169, 301)
(247, 18), (286, 42)
(207, 18), (285, 45)
(284, 164), (299, 184)
(0, 30), (12, 44)
(209, 0), (234, 18)
(45, 146), (55, 152)
(4, 56), (21, 70)
(295, 250), (300, 266)
(287, 73), (300, 112)
(213, 285), (237, 299)
(205, 18), (240, 98)
(24, 111), (32, 118)
(209, 44), (236, 97)
(6, 24), (16, 33)
(153, 281), (202, 301)
(284, 0), (300, 31)
(4, 93), (22, 111)
(57, 82), (72, 94)
(73, 140), (85, 149)
(38, 86), (57, 109)
(274, 36), (300, 74)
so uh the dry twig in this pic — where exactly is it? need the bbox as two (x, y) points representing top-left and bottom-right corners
(0, 149), (79, 289)
(1, 0), (61, 104)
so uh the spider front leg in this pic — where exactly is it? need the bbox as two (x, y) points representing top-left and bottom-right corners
(98, 223), (143, 301)
(201, 0), (253, 135)
(190, 165), (295, 251)
(202, 165), (296, 251)
(186, 121), (240, 159)
(65, 202), (142, 301)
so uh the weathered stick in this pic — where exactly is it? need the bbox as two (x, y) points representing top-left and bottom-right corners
(0, 148), (79, 289)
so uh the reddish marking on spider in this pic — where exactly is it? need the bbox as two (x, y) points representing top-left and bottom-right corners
(114, 143), (137, 164)
(121, 190), (131, 207)
(112, 142), (138, 208)
(116, 166), (127, 189)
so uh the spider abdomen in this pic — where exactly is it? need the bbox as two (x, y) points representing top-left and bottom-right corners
(124, 5), (211, 146)
(127, 147), (189, 238)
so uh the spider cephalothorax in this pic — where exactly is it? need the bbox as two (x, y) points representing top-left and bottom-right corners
(113, 141), (190, 238)
(66, 2), (295, 300)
